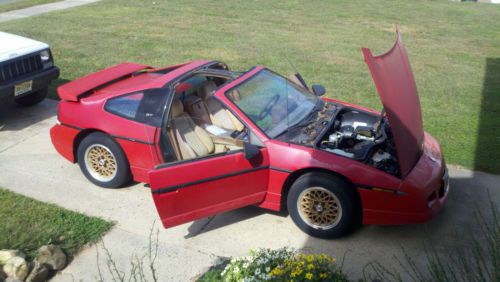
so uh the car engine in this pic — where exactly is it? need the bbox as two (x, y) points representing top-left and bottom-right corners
(318, 108), (400, 176)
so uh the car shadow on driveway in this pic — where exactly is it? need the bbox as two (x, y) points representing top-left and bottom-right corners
(0, 98), (55, 131)
(0, 78), (68, 132)
(185, 206), (288, 238)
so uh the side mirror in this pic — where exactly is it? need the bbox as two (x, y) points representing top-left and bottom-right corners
(312, 84), (326, 96)
(244, 142), (261, 160)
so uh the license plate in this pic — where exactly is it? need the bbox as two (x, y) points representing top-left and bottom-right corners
(14, 80), (33, 96)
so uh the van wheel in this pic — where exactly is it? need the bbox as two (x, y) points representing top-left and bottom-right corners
(287, 172), (360, 238)
(15, 87), (47, 106)
(77, 132), (131, 188)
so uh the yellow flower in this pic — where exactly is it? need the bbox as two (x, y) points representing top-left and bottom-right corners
(270, 267), (284, 276)
(320, 273), (328, 279)
(305, 273), (313, 280)
(306, 255), (314, 263)
(307, 264), (315, 270)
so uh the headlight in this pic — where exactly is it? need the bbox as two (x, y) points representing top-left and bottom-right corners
(40, 50), (53, 68)
(40, 50), (51, 62)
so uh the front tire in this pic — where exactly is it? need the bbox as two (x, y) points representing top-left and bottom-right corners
(287, 172), (360, 238)
(77, 132), (131, 188)
(14, 87), (47, 106)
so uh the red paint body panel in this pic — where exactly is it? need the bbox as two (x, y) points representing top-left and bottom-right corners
(362, 31), (424, 177)
(115, 138), (157, 183)
(50, 40), (448, 232)
(149, 149), (269, 228)
(257, 169), (289, 211)
(361, 133), (447, 224)
(95, 72), (163, 95)
(50, 124), (79, 162)
(58, 63), (151, 101)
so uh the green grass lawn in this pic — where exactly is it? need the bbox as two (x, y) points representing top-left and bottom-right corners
(0, 0), (498, 173)
(0, 188), (112, 260)
(0, 0), (61, 13)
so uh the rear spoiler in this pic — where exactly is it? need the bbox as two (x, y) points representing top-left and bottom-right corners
(58, 62), (152, 101)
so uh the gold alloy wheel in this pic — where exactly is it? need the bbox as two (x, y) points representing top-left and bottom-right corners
(84, 144), (117, 182)
(297, 187), (342, 230)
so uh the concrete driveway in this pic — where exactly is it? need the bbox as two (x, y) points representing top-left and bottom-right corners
(0, 99), (498, 281)
(0, 0), (100, 23)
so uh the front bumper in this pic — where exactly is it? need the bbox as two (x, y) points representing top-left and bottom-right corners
(361, 132), (450, 225)
(0, 66), (60, 100)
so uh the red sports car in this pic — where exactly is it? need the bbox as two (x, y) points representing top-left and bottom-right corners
(50, 31), (449, 238)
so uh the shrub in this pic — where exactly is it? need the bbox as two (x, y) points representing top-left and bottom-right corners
(208, 248), (348, 282)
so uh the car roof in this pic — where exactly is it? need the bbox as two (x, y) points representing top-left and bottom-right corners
(81, 60), (211, 102)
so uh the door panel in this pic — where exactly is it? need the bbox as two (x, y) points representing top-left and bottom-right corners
(149, 148), (269, 228)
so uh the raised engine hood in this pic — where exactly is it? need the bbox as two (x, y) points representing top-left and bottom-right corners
(362, 30), (424, 177)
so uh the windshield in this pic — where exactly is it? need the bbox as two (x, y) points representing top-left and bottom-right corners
(226, 69), (320, 138)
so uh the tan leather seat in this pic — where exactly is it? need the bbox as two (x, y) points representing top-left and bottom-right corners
(170, 99), (222, 160)
(182, 95), (212, 125)
(197, 80), (245, 131)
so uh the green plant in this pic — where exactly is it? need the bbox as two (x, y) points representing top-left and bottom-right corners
(269, 253), (348, 282)
(201, 248), (348, 282)
(0, 188), (112, 260)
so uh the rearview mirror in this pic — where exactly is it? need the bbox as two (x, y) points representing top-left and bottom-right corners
(312, 84), (326, 96)
(244, 142), (261, 160)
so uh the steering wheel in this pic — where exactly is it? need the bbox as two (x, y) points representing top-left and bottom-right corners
(257, 94), (280, 120)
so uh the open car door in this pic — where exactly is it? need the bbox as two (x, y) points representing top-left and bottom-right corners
(148, 148), (269, 228)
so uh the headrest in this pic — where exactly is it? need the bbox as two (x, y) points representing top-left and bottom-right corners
(197, 80), (217, 100)
(182, 95), (201, 108)
(170, 99), (184, 118)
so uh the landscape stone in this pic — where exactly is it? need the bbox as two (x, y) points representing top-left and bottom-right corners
(0, 251), (24, 266)
(25, 261), (49, 282)
(35, 245), (66, 271)
(5, 278), (22, 282)
(2, 257), (29, 281)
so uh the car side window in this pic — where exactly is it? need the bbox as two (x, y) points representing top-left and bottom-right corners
(105, 89), (169, 127)
(106, 92), (144, 119)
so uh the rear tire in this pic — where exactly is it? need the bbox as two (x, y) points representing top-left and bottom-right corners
(77, 132), (131, 188)
(287, 172), (360, 238)
(14, 87), (47, 106)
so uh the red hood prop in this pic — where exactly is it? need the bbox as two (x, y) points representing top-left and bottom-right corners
(362, 30), (424, 177)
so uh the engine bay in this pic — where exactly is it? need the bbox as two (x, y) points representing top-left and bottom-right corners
(317, 108), (400, 177)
